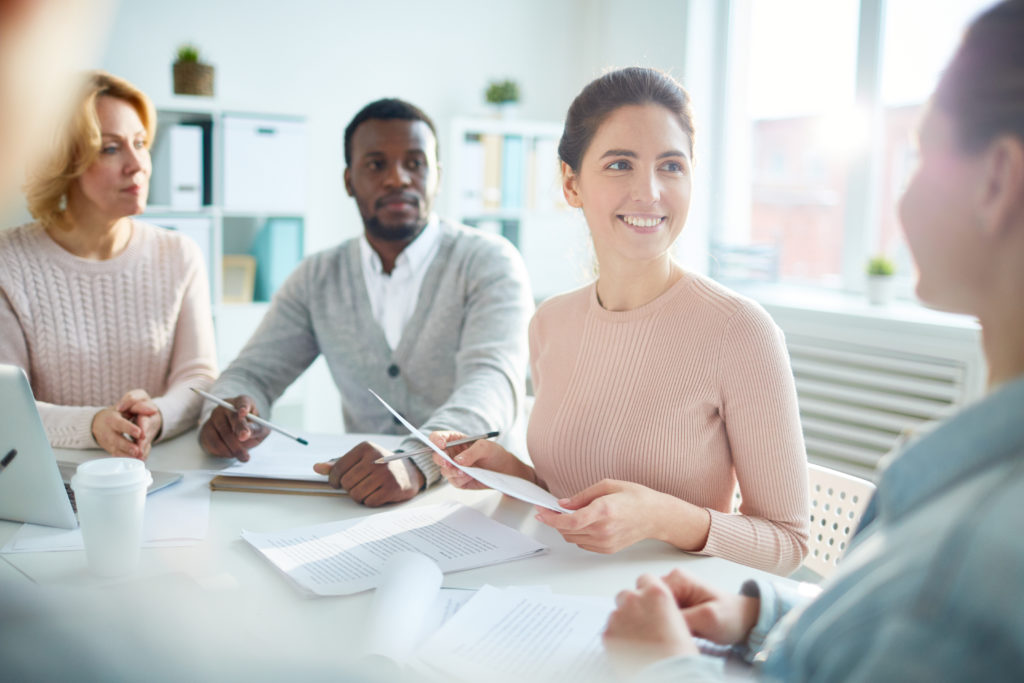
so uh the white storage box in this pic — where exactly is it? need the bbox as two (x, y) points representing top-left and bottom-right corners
(221, 115), (306, 213)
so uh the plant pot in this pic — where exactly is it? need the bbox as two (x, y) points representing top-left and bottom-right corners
(488, 102), (519, 120)
(866, 275), (894, 306)
(173, 61), (215, 97)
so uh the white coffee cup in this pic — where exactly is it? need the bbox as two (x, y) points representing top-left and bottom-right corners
(71, 458), (152, 577)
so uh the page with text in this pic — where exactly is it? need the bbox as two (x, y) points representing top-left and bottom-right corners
(241, 502), (547, 596)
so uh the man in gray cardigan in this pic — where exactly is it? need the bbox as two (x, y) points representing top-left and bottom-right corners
(199, 98), (533, 506)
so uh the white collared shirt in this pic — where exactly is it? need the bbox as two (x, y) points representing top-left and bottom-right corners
(359, 217), (442, 350)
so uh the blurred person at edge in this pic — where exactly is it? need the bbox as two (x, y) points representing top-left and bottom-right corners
(0, 0), (110, 207)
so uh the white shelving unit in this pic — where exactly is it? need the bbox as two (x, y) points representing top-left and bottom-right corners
(447, 117), (588, 302)
(143, 101), (311, 426)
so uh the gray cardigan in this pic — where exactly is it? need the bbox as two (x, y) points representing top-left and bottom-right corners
(208, 221), (533, 484)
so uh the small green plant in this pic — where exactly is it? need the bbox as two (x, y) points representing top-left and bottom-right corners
(485, 79), (520, 104)
(175, 43), (201, 63)
(866, 255), (895, 276)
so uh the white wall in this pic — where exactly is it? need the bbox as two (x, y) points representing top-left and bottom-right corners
(100, 0), (691, 254)
(97, 0), (693, 431)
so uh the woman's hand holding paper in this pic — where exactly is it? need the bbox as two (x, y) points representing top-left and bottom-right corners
(429, 431), (540, 491)
(535, 479), (711, 553)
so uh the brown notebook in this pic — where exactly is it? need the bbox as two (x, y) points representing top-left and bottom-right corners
(209, 475), (346, 496)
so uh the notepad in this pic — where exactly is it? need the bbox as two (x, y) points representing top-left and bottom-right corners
(210, 432), (404, 494)
(209, 475), (345, 496)
(241, 501), (547, 596)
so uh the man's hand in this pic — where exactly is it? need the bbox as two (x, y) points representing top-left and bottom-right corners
(313, 441), (425, 507)
(198, 395), (269, 462)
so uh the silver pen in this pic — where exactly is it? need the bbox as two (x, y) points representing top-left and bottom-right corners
(373, 431), (500, 464)
(191, 387), (309, 445)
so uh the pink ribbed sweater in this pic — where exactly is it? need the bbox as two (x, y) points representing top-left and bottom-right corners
(0, 221), (217, 448)
(527, 273), (809, 574)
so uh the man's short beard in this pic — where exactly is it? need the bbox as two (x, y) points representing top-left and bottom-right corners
(363, 217), (425, 242)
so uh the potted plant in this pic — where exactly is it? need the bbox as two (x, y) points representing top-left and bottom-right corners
(865, 255), (896, 305)
(173, 43), (215, 97)
(485, 79), (520, 118)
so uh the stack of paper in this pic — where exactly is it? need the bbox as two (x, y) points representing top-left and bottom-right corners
(241, 501), (547, 596)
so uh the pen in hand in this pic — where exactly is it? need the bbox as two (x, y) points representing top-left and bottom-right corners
(190, 387), (309, 446)
(373, 431), (500, 464)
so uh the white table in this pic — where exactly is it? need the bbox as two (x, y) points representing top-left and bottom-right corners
(0, 432), (788, 678)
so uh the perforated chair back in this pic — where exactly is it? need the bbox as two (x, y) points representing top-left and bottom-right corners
(805, 463), (876, 579)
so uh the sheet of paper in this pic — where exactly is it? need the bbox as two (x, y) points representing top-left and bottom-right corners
(419, 585), (553, 647)
(363, 556), (556, 666)
(368, 390), (571, 513)
(364, 552), (444, 663)
(1, 472), (212, 553)
(241, 501), (547, 596)
(416, 585), (615, 683)
(212, 432), (404, 481)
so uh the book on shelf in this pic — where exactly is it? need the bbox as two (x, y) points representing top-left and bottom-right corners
(500, 135), (525, 210)
(459, 133), (485, 215)
(251, 217), (303, 302)
(150, 123), (204, 210)
(532, 137), (561, 212)
(482, 133), (503, 210)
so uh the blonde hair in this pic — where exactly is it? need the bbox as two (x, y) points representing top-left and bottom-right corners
(24, 70), (155, 229)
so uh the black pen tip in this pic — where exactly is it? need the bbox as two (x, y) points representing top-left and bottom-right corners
(298, 438), (309, 445)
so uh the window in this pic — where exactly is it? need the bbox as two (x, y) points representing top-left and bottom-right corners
(711, 0), (992, 293)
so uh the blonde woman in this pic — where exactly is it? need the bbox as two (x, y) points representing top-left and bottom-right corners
(0, 71), (217, 459)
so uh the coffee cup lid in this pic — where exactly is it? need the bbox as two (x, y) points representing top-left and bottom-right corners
(71, 458), (153, 490)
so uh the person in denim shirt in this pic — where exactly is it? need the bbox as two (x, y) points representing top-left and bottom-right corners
(603, 1), (1024, 681)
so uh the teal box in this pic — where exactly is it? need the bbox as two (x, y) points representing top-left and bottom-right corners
(251, 218), (303, 302)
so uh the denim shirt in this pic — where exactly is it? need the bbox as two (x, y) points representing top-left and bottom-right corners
(638, 375), (1024, 682)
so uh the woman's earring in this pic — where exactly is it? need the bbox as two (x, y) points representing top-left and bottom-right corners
(58, 194), (67, 211)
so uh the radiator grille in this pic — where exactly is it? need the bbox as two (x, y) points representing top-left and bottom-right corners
(785, 332), (977, 479)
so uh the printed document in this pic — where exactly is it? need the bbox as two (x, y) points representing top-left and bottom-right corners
(416, 584), (615, 683)
(241, 501), (547, 596)
(369, 390), (571, 513)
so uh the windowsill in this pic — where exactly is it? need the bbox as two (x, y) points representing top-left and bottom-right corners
(728, 282), (981, 338)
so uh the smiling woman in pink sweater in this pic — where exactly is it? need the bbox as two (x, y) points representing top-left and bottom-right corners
(434, 68), (808, 575)
(0, 71), (216, 460)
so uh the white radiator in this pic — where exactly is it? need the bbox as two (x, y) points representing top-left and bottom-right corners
(759, 297), (986, 480)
